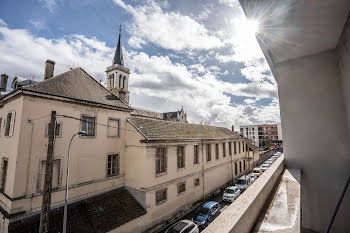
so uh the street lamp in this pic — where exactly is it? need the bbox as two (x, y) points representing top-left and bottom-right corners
(62, 131), (86, 233)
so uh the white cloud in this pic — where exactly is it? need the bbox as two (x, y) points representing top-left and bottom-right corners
(128, 36), (147, 49)
(125, 50), (279, 127)
(0, 18), (280, 129)
(38, 0), (58, 13)
(30, 20), (46, 30)
(219, 0), (241, 8)
(0, 25), (112, 80)
(113, 0), (223, 51)
(0, 19), (7, 27)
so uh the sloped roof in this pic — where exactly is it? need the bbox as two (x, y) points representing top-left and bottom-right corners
(131, 107), (163, 119)
(9, 188), (146, 233)
(20, 68), (131, 111)
(128, 117), (242, 141)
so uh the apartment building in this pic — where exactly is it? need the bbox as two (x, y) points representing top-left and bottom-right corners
(0, 31), (258, 232)
(240, 123), (282, 147)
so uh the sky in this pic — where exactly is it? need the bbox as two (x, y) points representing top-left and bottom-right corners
(0, 0), (280, 129)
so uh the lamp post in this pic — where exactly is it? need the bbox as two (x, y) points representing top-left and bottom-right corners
(62, 131), (86, 233)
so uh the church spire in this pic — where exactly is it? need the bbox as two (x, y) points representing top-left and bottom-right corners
(112, 25), (124, 66)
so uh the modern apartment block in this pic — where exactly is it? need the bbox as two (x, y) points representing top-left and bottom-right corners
(0, 31), (259, 233)
(240, 123), (282, 147)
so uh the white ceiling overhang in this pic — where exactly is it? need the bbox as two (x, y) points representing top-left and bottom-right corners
(239, 0), (350, 64)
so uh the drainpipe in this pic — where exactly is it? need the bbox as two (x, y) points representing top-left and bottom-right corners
(201, 140), (205, 200)
(27, 118), (35, 211)
(230, 148), (233, 185)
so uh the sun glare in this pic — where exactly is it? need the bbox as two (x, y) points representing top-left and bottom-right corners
(246, 20), (259, 35)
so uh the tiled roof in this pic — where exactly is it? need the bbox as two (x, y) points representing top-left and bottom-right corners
(131, 107), (163, 119)
(20, 68), (131, 111)
(128, 117), (242, 141)
(9, 188), (146, 233)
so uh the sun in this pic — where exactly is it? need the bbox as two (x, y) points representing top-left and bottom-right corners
(246, 20), (259, 35)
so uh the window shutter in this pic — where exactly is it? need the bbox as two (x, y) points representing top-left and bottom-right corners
(9, 111), (16, 136)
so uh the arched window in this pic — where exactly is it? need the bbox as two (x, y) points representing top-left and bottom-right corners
(123, 76), (126, 89)
(119, 75), (122, 88)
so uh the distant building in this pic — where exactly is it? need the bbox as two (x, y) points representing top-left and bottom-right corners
(163, 107), (187, 123)
(240, 123), (282, 147)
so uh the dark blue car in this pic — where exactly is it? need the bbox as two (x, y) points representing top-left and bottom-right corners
(192, 201), (221, 230)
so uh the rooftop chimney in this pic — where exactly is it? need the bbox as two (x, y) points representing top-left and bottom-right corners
(44, 60), (55, 80)
(0, 74), (9, 92)
(232, 125), (234, 131)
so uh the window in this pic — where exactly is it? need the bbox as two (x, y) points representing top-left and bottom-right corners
(39, 159), (60, 192)
(156, 188), (167, 205)
(243, 160), (246, 171)
(235, 162), (238, 176)
(0, 118), (2, 135)
(194, 178), (200, 187)
(177, 146), (185, 169)
(4, 111), (15, 137)
(46, 122), (62, 137)
(123, 77), (126, 89)
(239, 161), (242, 173)
(81, 115), (96, 136)
(242, 142), (245, 152)
(234, 141), (237, 154)
(206, 144), (211, 161)
(215, 144), (219, 160)
(107, 154), (119, 176)
(178, 182), (186, 194)
(107, 118), (120, 137)
(156, 147), (167, 174)
(193, 145), (199, 165)
(229, 142), (232, 155)
(119, 75), (123, 88)
(108, 74), (114, 88)
(0, 159), (8, 191)
(238, 141), (241, 153)
(223, 142), (226, 157)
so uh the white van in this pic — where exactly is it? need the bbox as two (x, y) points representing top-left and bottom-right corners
(235, 175), (252, 191)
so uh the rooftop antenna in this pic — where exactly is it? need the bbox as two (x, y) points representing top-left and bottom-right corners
(119, 24), (122, 35)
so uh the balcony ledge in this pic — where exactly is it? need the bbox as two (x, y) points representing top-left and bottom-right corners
(203, 155), (301, 233)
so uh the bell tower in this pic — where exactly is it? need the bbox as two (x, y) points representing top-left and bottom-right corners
(106, 25), (130, 104)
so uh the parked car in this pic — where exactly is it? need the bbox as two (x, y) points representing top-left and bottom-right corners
(165, 220), (199, 233)
(249, 173), (258, 182)
(264, 160), (273, 165)
(252, 167), (262, 177)
(235, 175), (252, 191)
(223, 186), (241, 202)
(192, 201), (221, 230)
(260, 164), (269, 172)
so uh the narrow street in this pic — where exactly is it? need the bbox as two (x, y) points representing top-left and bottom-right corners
(156, 150), (279, 233)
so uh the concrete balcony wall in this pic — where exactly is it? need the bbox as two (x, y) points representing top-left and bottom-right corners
(203, 155), (285, 233)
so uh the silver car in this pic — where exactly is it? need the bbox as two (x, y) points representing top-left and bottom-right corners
(260, 164), (269, 172)
(223, 186), (241, 202)
(165, 220), (199, 233)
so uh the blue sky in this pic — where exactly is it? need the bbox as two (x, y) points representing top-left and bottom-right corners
(0, 0), (280, 128)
